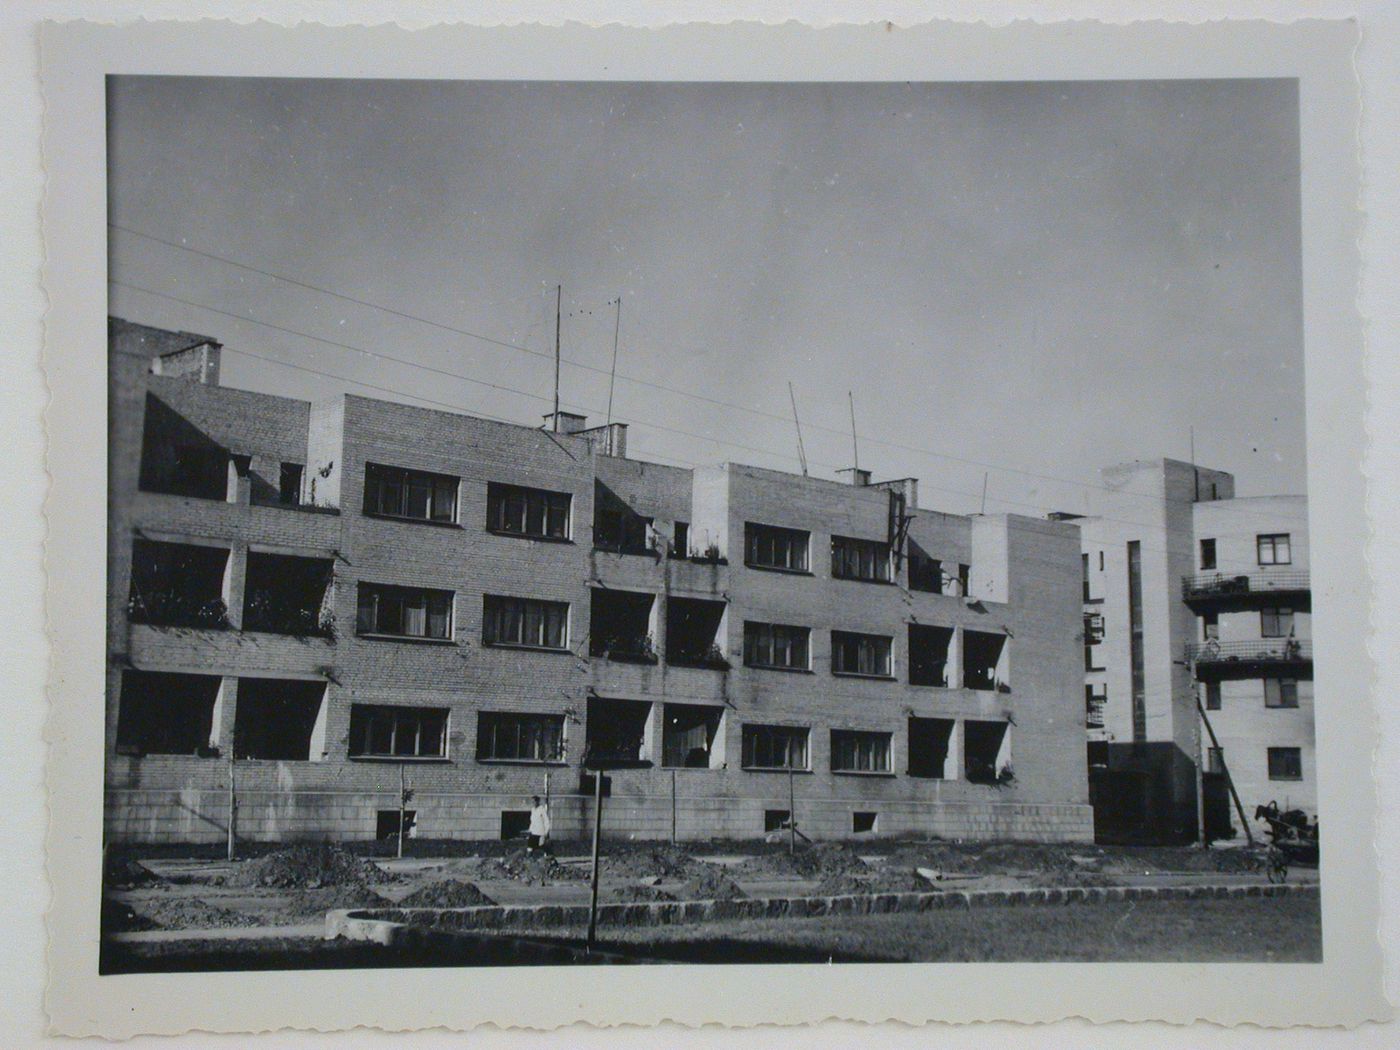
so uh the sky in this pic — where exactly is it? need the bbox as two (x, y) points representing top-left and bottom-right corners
(107, 76), (1305, 522)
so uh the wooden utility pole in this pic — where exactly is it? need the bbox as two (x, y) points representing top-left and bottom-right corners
(397, 764), (408, 860)
(586, 771), (604, 951)
(226, 748), (237, 863)
(552, 283), (562, 429)
(670, 769), (678, 846)
(787, 764), (797, 856)
(1197, 697), (1254, 846)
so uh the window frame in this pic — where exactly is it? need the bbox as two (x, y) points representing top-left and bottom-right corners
(1267, 746), (1303, 781)
(486, 482), (573, 540)
(475, 711), (568, 764)
(1200, 538), (1217, 570)
(742, 621), (811, 671)
(348, 704), (450, 760)
(355, 582), (455, 641)
(741, 723), (811, 771)
(829, 729), (893, 775)
(1257, 533), (1293, 566)
(362, 462), (460, 525)
(830, 535), (892, 583)
(1260, 606), (1296, 639)
(830, 630), (894, 678)
(743, 522), (811, 573)
(1264, 677), (1300, 709)
(481, 594), (570, 651)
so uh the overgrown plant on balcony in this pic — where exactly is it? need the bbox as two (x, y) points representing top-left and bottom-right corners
(591, 633), (657, 663)
(671, 642), (730, 669)
(243, 589), (336, 639)
(127, 589), (230, 630)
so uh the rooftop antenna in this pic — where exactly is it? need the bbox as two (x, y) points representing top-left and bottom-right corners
(980, 472), (989, 514)
(552, 283), (562, 431)
(848, 391), (860, 472)
(1190, 425), (1200, 501)
(605, 295), (622, 427)
(788, 382), (809, 476)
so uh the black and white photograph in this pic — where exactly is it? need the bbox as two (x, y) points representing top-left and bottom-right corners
(97, 71), (1325, 972)
(32, 14), (1385, 1037)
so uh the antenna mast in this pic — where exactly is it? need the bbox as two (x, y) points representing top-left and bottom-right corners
(788, 382), (809, 476)
(1190, 425), (1200, 501)
(552, 284), (562, 431)
(606, 295), (622, 427)
(848, 391), (859, 472)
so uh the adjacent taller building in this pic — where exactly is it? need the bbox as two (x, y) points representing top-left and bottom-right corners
(1070, 459), (1313, 843)
(106, 318), (1094, 846)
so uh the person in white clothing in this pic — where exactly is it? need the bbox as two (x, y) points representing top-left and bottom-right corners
(527, 796), (551, 853)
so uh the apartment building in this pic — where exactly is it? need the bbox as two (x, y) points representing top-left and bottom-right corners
(106, 317), (1093, 845)
(1070, 459), (1313, 843)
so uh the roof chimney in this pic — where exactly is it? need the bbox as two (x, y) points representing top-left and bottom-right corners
(837, 467), (871, 487)
(542, 411), (588, 435)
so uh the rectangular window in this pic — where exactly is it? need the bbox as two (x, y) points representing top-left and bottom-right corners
(1127, 540), (1147, 743)
(1264, 678), (1300, 709)
(363, 462), (459, 523)
(831, 631), (893, 677)
(1203, 611), (1220, 641)
(1086, 685), (1107, 728)
(482, 595), (568, 650)
(1205, 681), (1222, 711)
(1257, 533), (1292, 566)
(279, 463), (304, 506)
(957, 563), (971, 596)
(487, 482), (571, 539)
(1261, 607), (1296, 638)
(671, 521), (690, 558)
(1206, 747), (1225, 774)
(743, 621), (810, 670)
(830, 729), (892, 774)
(908, 544), (942, 593)
(1200, 538), (1217, 570)
(744, 522), (810, 572)
(1082, 553), (1091, 601)
(1267, 746), (1303, 781)
(741, 724), (809, 770)
(356, 583), (453, 640)
(476, 712), (565, 763)
(831, 536), (891, 582)
(350, 704), (449, 759)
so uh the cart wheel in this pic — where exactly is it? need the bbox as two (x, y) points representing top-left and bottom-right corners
(1266, 849), (1288, 884)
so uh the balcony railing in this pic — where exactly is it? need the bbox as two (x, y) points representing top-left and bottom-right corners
(1181, 570), (1310, 604)
(1185, 638), (1312, 666)
(588, 635), (658, 664)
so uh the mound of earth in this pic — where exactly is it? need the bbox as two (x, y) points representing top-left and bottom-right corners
(130, 896), (261, 930)
(600, 845), (715, 879)
(272, 884), (394, 919)
(396, 880), (496, 908)
(734, 841), (868, 880)
(815, 869), (938, 896)
(225, 844), (394, 889)
(104, 855), (166, 889)
(101, 896), (160, 933)
(607, 884), (678, 903)
(676, 869), (746, 900)
(471, 849), (586, 885)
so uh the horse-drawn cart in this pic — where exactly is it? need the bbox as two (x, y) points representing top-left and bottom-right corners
(1252, 801), (1319, 883)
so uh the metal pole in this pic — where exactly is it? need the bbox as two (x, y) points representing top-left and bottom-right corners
(787, 764), (796, 856)
(586, 770), (604, 951)
(226, 749), (237, 863)
(553, 284), (562, 428)
(397, 764), (407, 860)
(671, 769), (678, 846)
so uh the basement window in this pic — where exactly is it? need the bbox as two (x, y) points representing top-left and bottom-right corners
(587, 589), (654, 661)
(963, 720), (1011, 786)
(852, 811), (878, 834)
(907, 717), (954, 779)
(233, 679), (328, 761)
(376, 810), (416, 840)
(962, 630), (1008, 691)
(661, 703), (725, 769)
(349, 704), (449, 759)
(743, 621), (810, 670)
(742, 724), (810, 771)
(127, 539), (230, 629)
(830, 730), (892, 774)
(357, 583), (454, 640)
(487, 482), (571, 540)
(363, 462), (459, 524)
(831, 536), (892, 582)
(500, 810), (531, 841)
(831, 631), (893, 678)
(584, 697), (652, 765)
(115, 670), (222, 757)
(484, 595), (569, 651)
(744, 522), (810, 572)
(243, 552), (334, 637)
(908, 624), (953, 687)
(476, 712), (566, 763)
(666, 597), (728, 668)
(764, 810), (791, 834)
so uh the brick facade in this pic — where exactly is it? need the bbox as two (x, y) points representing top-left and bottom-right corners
(106, 318), (1093, 845)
